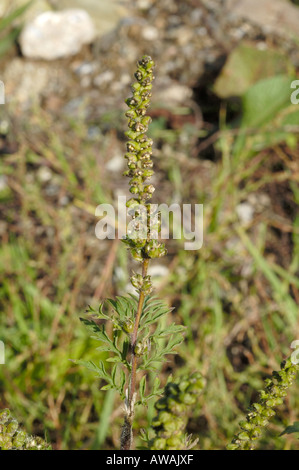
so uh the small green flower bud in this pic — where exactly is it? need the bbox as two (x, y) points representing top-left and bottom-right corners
(164, 416), (185, 434)
(125, 130), (140, 140)
(144, 240), (167, 259)
(0, 434), (13, 450)
(0, 409), (11, 424)
(158, 411), (173, 425)
(151, 438), (167, 450)
(131, 82), (141, 91)
(265, 398), (280, 408)
(179, 392), (196, 405)
(130, 186), (139, 194)
(135, 71), (144, 82)
(126, 141), (140, 152)
(6, 420), (18, 437)
(12, 430), (27, 448)
(238, 431), (250, 441)
(126, 96), (142, 107)
(134, 338), (150, 356)
(134, 122), (146, 133)
(130, 248), (143, 262)
(126, 198), (140, 209)
(141, 116), (152, 127)
(167, 398), (185, 415)
(227, 444), (240, 450)
(140, 138), (153, 149)
(251, 427), (262, 439)
(144, 184), (155, 194)
(166, 436), (185, 450)
(252, 403), (263, 413)
(165, 383), (180, 396)
(121, 319), (134, 334)
(239, 420), (252, 431)
(125, 109), (138, 119)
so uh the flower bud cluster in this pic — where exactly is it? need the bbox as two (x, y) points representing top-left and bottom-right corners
(0, 408), (51, 450)
(131, 272), (153, 294)
(149, 372), (206, 450)
(227, 358), (299, 450)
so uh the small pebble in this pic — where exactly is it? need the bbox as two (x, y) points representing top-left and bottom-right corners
(236, 202), (254, 224)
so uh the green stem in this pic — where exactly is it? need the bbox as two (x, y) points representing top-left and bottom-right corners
(121, 258), (149, 450)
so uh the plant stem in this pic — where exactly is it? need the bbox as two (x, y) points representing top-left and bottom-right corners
(121, 258), (149, 450)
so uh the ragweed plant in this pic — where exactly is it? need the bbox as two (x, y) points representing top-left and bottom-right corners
(78, 56), (185, 450)
(228, 358), (299, 450)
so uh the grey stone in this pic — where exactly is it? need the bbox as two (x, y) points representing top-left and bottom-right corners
(227, 0), (299, 39)
(20, 9), (96, 60)
(48, 0), (131, 36)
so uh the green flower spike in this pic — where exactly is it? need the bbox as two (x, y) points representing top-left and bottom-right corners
(227, 358), (299, 450)
(149, 372), (206, 450)
(0, 408), (51, 451)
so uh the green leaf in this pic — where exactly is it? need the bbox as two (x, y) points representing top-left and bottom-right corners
(214, 43), (294, 99)
(280, 422), (299, 436)
(119, 368), (126, 395)
(152, 323), (186, 339)
(241, 75), (294, 129)
(80, 318), (122, 358)
(0, 26), (20, 57)
(101, 384), (113, 391)
(0, 1), (33, 32)
(111, 364), (118, 385)
(73, 359), (110, 381)
(106, 295), (138, 322)
(86, 304), (110, 321)
(140, 297), (173, 329)
(139, 375), (146, 401)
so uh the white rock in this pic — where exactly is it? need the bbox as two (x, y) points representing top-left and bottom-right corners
(37, 166), (52, 182)
(236, 202), (254, 225)
(105, 154), (124, 172)
(142, 26), (159, 41)
(20, 9), (96, 60)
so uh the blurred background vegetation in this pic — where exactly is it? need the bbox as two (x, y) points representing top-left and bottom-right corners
(0, 0), (298, 450)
